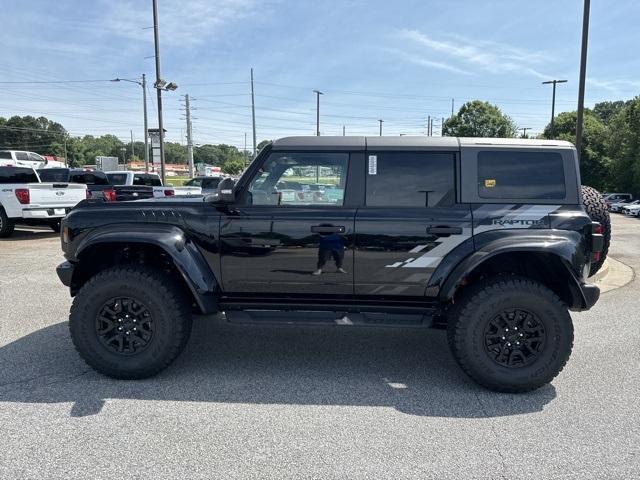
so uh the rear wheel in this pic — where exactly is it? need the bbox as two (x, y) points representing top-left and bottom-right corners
(0, 208), (15, 238)
(581, 185), (610, 276)
(69, 266), (193, 379)
(49, 219), (61, 233)
(448, 275), (573, 393)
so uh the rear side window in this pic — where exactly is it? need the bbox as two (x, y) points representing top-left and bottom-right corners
(0, 167), (39, 184)
(478, 151), (565, 199)
(0, 151), (11, 159)
(365, 151), (455, 207)
(133, 174), (162, 186)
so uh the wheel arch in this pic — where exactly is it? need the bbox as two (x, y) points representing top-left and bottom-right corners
(70, 225), (219, 314)
(440, 232), (590, 311)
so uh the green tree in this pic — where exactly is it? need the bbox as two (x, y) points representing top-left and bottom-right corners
(443, 101), (517, 138)
(542, 110), (610, 190)
(257, 139), (271, 152)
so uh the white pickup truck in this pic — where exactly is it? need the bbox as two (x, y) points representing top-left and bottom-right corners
(0, 166), (87, 237)
(104, 171), (202, 200)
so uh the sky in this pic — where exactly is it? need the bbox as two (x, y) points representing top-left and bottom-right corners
(1, 0), (639, 150)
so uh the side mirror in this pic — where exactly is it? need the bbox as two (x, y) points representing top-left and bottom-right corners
(214, 177), (236, 204)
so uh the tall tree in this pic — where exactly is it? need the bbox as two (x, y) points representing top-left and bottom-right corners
(443, 101), (517, 138)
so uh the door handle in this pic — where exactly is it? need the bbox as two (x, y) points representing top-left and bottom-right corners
(427, 226), (463, 236)
(311, 225), (345, 234)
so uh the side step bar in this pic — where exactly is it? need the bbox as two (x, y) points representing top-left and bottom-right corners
(224, 310), (434, 328)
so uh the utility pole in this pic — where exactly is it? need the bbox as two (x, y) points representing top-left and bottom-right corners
(251, 68), (257, 158)
(152, 0), (166, 184)
(378, 119), (383, 136)
(342, 125), (345, 136)
(314, 90), (323, 136)
(441, 117), (444, 136)
(542, 79), (567, 138)
(430, 117), (434, 137)
(142, 74), (149, 173)
(184, 94), (194, 178)
(576, 0), (591, 158)
(427, 115), (431, 136)
(244, 132), (248, 166)
(519, 127), (532, 138)
(130, 130), (134, 162)
(451, 98), (455, 116)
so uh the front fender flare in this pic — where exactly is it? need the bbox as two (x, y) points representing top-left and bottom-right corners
(74, 224), (219, 313)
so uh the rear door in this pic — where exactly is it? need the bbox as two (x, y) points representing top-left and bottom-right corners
(354, 150), (471, 297)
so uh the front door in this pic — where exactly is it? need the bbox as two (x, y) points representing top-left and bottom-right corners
(220, 151), (356, 296)
(355, 150), (472, 297)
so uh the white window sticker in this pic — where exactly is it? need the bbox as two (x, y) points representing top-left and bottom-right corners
(368, 155), (377, 175)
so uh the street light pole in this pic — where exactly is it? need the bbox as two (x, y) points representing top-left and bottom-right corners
(378, 119), (383, 136)
(542, 79), (567, 138)
(576, 0), (591, 158)
(314, 90), (323, 136)
(152, 0), (166, 184)
(142, 74), (149, 172)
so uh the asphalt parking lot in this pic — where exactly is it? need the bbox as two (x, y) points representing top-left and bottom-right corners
(1, 215), (638, 479)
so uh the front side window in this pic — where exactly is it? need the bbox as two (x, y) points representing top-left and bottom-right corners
(29, 153), (44, 162)
(15, 152), (29, 161)
(478, 151), (565, 199)
(366, 152), (455, 207)
(247, 152), (348, 206)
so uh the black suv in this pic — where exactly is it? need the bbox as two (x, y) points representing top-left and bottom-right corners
(57, 137), (604, 392)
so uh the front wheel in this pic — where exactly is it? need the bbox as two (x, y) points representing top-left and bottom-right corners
(69, 266), (193, 379)
(447, 275), (573, 393)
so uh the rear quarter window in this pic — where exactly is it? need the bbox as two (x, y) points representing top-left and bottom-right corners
(478, 151), (566, 200)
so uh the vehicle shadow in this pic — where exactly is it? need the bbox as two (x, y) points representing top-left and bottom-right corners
(0, 317), (556, 418)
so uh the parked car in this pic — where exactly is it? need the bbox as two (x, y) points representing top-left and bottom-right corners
(603, 193), (632, 205)
(623, 204), (640, 217)
(105, 171), (202, 200)
(609, 199), (638, 213)
(57, 136), (604, 393)
(0, 166), (87, 237)
(0, 150), (49, 169)
(38, 168), (116, 202)
(183, 176), (225, 195)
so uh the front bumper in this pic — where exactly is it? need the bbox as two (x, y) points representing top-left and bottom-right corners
(56, 261), (74, 287)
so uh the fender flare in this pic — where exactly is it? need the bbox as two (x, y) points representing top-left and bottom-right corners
(437, 229), (590, 309)
(74, 223), (219, 313)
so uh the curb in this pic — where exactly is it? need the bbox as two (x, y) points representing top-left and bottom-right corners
(590, 259), (610, 283)
(590, 256), (634, 294)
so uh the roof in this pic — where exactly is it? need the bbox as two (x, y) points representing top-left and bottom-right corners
(270, 136), (574, 150)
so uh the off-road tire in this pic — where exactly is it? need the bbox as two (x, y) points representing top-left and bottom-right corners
(447, 275), (573, 393)
(69, 266), (193, 379)
(0, 207), (15, 238)
(581, 185), (610, 276)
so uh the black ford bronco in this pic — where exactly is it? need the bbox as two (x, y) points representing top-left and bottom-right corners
(57, 136), (605, 392)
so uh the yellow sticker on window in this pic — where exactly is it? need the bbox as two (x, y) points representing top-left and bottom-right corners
(484, 179), (496, 188)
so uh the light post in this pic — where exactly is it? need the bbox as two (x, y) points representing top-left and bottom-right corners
(378, 119), (384, 136)
(576, 0), (591, 158)
(111, 75), (150, 172)
(542, 79), (567, 138)
(313, 90), (323, 136)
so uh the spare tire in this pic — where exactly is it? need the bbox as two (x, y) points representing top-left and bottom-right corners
(581, 185), (611, 276)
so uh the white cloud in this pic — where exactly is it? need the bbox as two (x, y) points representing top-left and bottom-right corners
(587, 77), (640, 93)
(99, 0), (264, 46)
(385, 48), (471, 75)
(395, 29), (553, 80)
